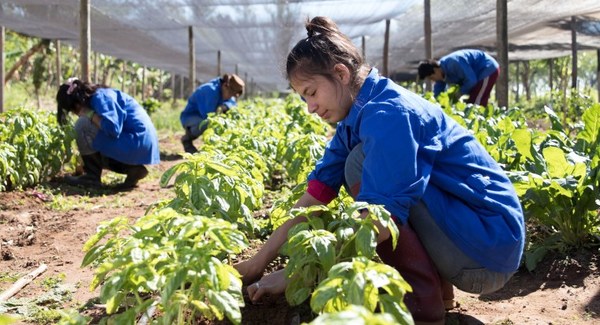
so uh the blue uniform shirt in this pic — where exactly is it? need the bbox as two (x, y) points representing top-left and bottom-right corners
(308, 68), (524, 273)
(180, 77), (237, 127)
(91, 88), (160, 165)
(433, 49), (499, 97)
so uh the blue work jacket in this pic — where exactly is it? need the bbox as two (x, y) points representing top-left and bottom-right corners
(433, 49), (499, 96)
(308, 68), (524, 273)
(180, 77), (237, 126)
(91, 88), (160, 165)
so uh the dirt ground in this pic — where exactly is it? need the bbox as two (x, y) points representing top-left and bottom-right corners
(0, 133), (599, 325)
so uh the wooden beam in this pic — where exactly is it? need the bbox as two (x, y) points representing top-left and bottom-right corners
(571, 16), (577, 90)
(141, 65), (146, 101)
(496, 0), (509, 107)
(548, 58), (553, 93)
(361, 35), (366, 61)
(55, 40), (62, 86)
(0, 26), (4, 113)
(383, 19), (390, 77)
(188, 26), (195, 95)
(424, 0), (433, 92)
(597, 50), (599, 101)
(180, 75), (184, 99)
(121, 61), (126, 91)
(217, 50), (221, 76)
(0, 264), (48, 301)
(80, 0), (90, 82)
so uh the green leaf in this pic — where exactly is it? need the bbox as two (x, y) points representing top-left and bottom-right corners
(159, 162), (186, 187)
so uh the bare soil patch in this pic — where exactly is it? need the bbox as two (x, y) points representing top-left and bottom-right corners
(1, 133), (599, 325)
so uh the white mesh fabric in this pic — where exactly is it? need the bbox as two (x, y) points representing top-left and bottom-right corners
(1, 0), (600, 91)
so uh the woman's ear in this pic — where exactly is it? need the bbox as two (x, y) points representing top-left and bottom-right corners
(333, 63), (351, 85)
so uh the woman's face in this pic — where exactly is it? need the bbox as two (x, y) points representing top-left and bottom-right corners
(290, 66), (353, 124)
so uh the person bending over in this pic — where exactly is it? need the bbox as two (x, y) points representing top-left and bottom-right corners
(418, 49), (499, 106)
(180, 73), (245, 153)
(57, 78), (160, 190)
(235, 17), (524, 325)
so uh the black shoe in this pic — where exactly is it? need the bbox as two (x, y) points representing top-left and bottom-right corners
(64, 174), (103, 187)
(181, 136), (198, 154)
(114, 166), (148, 190)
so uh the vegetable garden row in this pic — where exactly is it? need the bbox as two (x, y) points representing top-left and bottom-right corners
(0, 92), (599, 324)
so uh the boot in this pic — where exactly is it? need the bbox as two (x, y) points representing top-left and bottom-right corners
(106, 158), (148, 190)
(181, 127), (198, 154)
(442, 278), (458, 310)
(64, 153), (103, 187)
(119, 165), (148, 189)
(377, 222), (446, 325)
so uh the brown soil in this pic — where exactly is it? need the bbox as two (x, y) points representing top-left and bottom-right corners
(1, 133), (599, 325)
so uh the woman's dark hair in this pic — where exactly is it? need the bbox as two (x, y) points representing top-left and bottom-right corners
(417, 59), (439, 80)
(56, 79), (106, 125)
(286, 16), (368, 92)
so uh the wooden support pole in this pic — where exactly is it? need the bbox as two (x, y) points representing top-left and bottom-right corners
(55, 40), (62, 86)
(0, 264), (48, 301)
(80, 0), (91, 82)
(383, 19), (390, 77)
(217, 50), (221, 76)
(93, 51), (98, 83)
(141, 65), (146, 101)
(597, 50), (600, 101)
(0, 26), (4, 113)
(549, 58), (554, 93)
(424, 0), (433, 92)
(496, 0), (509, 107)
(188, 26), (195, 95)
(361, 36), (366, 61)
(244, 72), (248, 99)
(180, 75), (184, 99)
(171, 73), (176, 101)
(121, 61), (126, 91)
(515, 62), (520, 102)
(158, 69), (163, 99)
(571, 16), (578, 90)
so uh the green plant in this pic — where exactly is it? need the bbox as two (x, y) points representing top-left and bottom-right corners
(81, 208), (248, 324)
(308, 305), (404, 325)
(511, 104), (600, 269)
(141, 97), (161, 115)
(0, 107), (75, 191)
(311, 257), (413, 325)
(282, 202), (399, 307)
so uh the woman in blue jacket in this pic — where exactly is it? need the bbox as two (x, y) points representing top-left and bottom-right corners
(235, 17), (525, 325)
(418, 49), (499, 106)
(56, 78), (160, 190)
(180, 73), (245, 153)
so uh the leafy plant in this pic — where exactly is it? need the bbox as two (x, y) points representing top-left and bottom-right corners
(0, 107), (75, 191)
(311, 257), (413, 325)
(308, 305), (406, 325)
(282, 202), (399, 306)
(511, 104), (600, 268)
(81, 208), (248, 324)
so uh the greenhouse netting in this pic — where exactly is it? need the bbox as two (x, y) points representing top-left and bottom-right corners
(1, 0), (599, 91)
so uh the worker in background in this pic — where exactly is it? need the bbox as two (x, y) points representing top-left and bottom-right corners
(56, 78), (160, 190)
(180, 73), (245, 153)
(418, 49), (499, 106)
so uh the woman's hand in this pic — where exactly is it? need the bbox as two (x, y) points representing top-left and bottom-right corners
(234, 258), (264, 284)
(246, 269), (288, 303)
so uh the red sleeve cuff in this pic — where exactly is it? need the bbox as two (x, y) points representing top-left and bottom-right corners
(307, 179), (338, 204)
